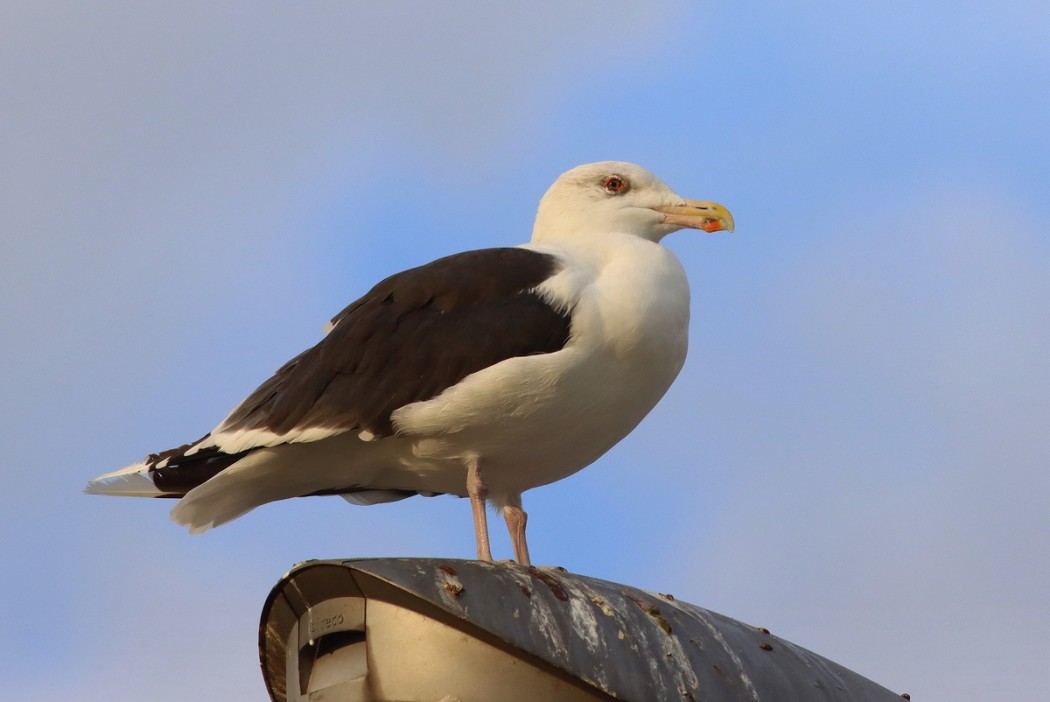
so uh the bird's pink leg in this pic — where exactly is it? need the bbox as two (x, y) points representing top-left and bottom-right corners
(503, 498), (531, 566)
(466, 458), (493, 561)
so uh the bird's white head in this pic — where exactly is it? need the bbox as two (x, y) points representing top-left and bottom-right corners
(531, 161), (734, 244)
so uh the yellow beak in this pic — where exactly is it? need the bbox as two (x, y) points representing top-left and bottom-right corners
(653, 199), (735, 233)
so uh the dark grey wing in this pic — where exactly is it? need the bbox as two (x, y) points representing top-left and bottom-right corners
(216, 247), (572, 439)
(142, 247), (572, 495)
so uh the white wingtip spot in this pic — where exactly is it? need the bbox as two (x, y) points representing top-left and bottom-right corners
(358, 429), (376, 441)
(84, 466), (162, 497)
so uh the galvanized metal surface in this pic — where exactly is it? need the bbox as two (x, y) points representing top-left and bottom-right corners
(261, 558), (905, 701)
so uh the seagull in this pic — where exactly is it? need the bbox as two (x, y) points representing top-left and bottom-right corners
(86, 161), (733, 565)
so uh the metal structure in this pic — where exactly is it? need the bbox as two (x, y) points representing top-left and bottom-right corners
(260, 558), (904, 701)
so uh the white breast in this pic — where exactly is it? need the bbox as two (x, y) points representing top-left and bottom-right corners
(390, 233), (690, 501)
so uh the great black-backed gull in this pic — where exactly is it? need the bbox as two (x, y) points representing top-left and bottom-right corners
(86, 161), (734, 565)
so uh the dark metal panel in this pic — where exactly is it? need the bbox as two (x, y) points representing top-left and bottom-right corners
(260, 558), (906, 701)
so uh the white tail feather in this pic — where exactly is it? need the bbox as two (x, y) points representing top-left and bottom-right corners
(168, 436), (407, 533)
(169, 449), (309, 533)
(169, 474), (263, 534)
(92, 435), (427, 534)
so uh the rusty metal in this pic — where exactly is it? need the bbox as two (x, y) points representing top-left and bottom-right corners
(260, 558), (904, 701)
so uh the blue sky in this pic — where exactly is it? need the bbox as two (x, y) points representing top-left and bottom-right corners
(2, 2), (1047, 699)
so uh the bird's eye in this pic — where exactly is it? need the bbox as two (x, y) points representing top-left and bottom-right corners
(602, 176), (629, 195)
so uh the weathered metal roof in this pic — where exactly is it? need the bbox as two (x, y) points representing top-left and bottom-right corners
(260, 558), (905, 701)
